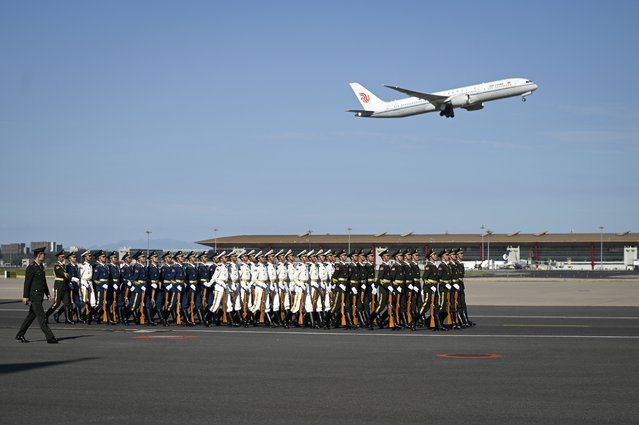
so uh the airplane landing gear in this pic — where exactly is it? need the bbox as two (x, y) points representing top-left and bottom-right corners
(440, 104), (455, 118)
(522, 96), (527, 102)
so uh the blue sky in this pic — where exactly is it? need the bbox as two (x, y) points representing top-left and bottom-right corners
(1, 1), (638, 247)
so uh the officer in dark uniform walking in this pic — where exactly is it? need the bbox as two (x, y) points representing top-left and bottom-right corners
(390, 250), (406, 330)
(16, 247), (58, 343)
(46, 249), (73, 324)
(146, 251), (161, 325)
(420, 249), (446, 331)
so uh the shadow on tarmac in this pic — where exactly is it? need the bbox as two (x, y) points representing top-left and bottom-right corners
(0, 356), (99, 375)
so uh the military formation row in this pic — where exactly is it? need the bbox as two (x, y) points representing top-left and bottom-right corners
(46, 247), (475, 331)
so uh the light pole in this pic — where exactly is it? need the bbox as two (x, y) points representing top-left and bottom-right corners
(347, 227), (352, 253)
(145, 230), (151, 260)
(599, 226), (604, 270)
(214, 228), (219, 253)
(480, 224), (485, 266)
(486, 230), (492, 270)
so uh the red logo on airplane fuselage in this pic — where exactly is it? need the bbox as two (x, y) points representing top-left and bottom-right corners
(359, 92), (370, 103)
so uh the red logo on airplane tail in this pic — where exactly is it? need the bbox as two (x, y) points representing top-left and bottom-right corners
(359, 92), (370, 103)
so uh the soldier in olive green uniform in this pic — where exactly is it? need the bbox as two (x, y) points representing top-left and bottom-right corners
(455, 248), (475, 327)
(389, 250), (406, 331)
(46, 249), (74, 324)
(420, 249), (446, 331)
(367, 248), (391, 330)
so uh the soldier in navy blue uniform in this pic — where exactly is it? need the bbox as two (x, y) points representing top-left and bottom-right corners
(16, 247), (57, 343)
(66, 252), (82, 323)
(146, 251), (161, 325)
(171, 251), (186, 325)
(437, 249), (456, 329)
(127, 251), (148, 324)
(182, 252), (198, 326)
(107, 251), (120, 324)
(197, 252), (211, 325)
(93, 250), (112, 324)
(159, 251), (174, 326)
(119, 252), (134, 325)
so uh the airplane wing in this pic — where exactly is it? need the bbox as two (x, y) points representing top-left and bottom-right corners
(384, 85), (449, 105)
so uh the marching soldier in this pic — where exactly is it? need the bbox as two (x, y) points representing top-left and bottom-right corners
(389, 250), (406, 330)
(455, 248), (475, 327)
(448, 249), (463, 329)
(78, 250), (94, 323)
(92, 250), (111, 324)
(197, 251), (211, 325)
(249, 251), (268, 326)
(368, 248), (391, 330)
(348, 250), (363, 328)
(265, 250), (280, 327)
(306, 251), (320, 328)
(126, 252), (148, 324)
(238, 250), (252, 326)
(277, 250), (291, 327)
(290, 250), (308, 327)
(361, 250), (375, 325)
(317, 250), (329, 325)
(437, 249), (457, 329)
(283, 250), (297, 327)
(16, 247), (57, 343)
(407, 249), (422, 330)
(208, 251), (228, 326)
(324, 250), (335, 319)
(420, 249), (446, 331)
(66, 252), (82, 323)
(400, 250), (413, 329)
(107, 251), (120, 324)
(172, 251), (186, 325)
(146, 251), (161, 325)
(46, 249), (73, 324)
(120, 252), (134, 325)
(159, 251), (174, 325)
(182, 252), (198, 326)
(226, 251), (240, 326)
(326, 250), (353, 329)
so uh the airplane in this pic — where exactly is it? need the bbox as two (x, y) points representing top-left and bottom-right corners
(348, 78), (538, 118)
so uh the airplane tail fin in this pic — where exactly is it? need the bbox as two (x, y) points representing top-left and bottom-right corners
(349, 83), (386, 111)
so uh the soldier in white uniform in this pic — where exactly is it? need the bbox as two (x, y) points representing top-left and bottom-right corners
(265, 250), (279, 327)
(324, 250), (336, 316)
(226, 251), (240, 326)
(238, 250), (252, 326)
(207, 251), (228, 326)
(317, 250), (330, 325)
(248, 251), (268, 326)
(78, 250), (95, 323)
(307, 251), (320, 328)
(284, 251), (297, 327)
(292, 250), (309, 327)
(276, 250), (291, 327)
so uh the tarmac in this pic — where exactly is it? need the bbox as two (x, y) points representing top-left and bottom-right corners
(1, 277), (639, 424)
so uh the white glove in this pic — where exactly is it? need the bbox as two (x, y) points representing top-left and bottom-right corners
(190, 284), (196, 291)
(430, 286), (437, 293)
(445, 284), (452, 290)
(166, 284), (173, 290)
(372, 286), (378, 295)
(177, 285), (183, 291)
(351, 287), (358, 295)
(453, 284), (460, 290)
(311, 282), (319, 288)
(397, 286), (402, 293)
(127, 281), (132, 287)
(204, 282), (213, 288)
(339, 284), (346, 292)
(72, 277), (80, 283)
(102, 284), (108, 290)
(361, 284), (366, 291)
(151, 283), (158, 289)
(231, 284), (237, 292)
(112, 284), (118, 290)
(413, 286), (420, 293)
(408, 284), (414, 291)
(141, 286), (146, 292)
(388, 286), (394, 294)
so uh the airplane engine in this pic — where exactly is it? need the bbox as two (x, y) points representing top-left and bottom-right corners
(449, 94), (471, 107)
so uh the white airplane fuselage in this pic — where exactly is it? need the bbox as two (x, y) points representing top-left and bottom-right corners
(350, 78), (538, 118)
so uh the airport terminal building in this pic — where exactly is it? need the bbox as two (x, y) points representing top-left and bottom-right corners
(197, 232), (639, 270)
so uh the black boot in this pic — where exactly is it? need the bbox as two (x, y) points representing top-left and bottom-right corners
(324, 311), (332, 329)
(378, 311), (388, 329)
(145, 308), (156, 326)
(357, 311), (366, 329)
(253, 310), (261, 327)
(367, 312), (377, 330)
(400, 312), (409, 330)
(52, 308), (61, 323)
(433, 310), (447, 331)
(308, 312), (316, 329)
(344, 312), (354, 330)
(463, 309), (476, 327)
(196, 309), (205, 326)
(283, 311), (292, 329)
(63, 306), (74, 324)
(264, 311), (273, 327)
(272, 311), (281, 327)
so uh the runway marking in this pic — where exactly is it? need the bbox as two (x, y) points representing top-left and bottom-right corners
(437, 353), (502, 359)
(132, 335), (197, 340)
(503, 324), (591, 328)
(473, 315), (639, 320)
